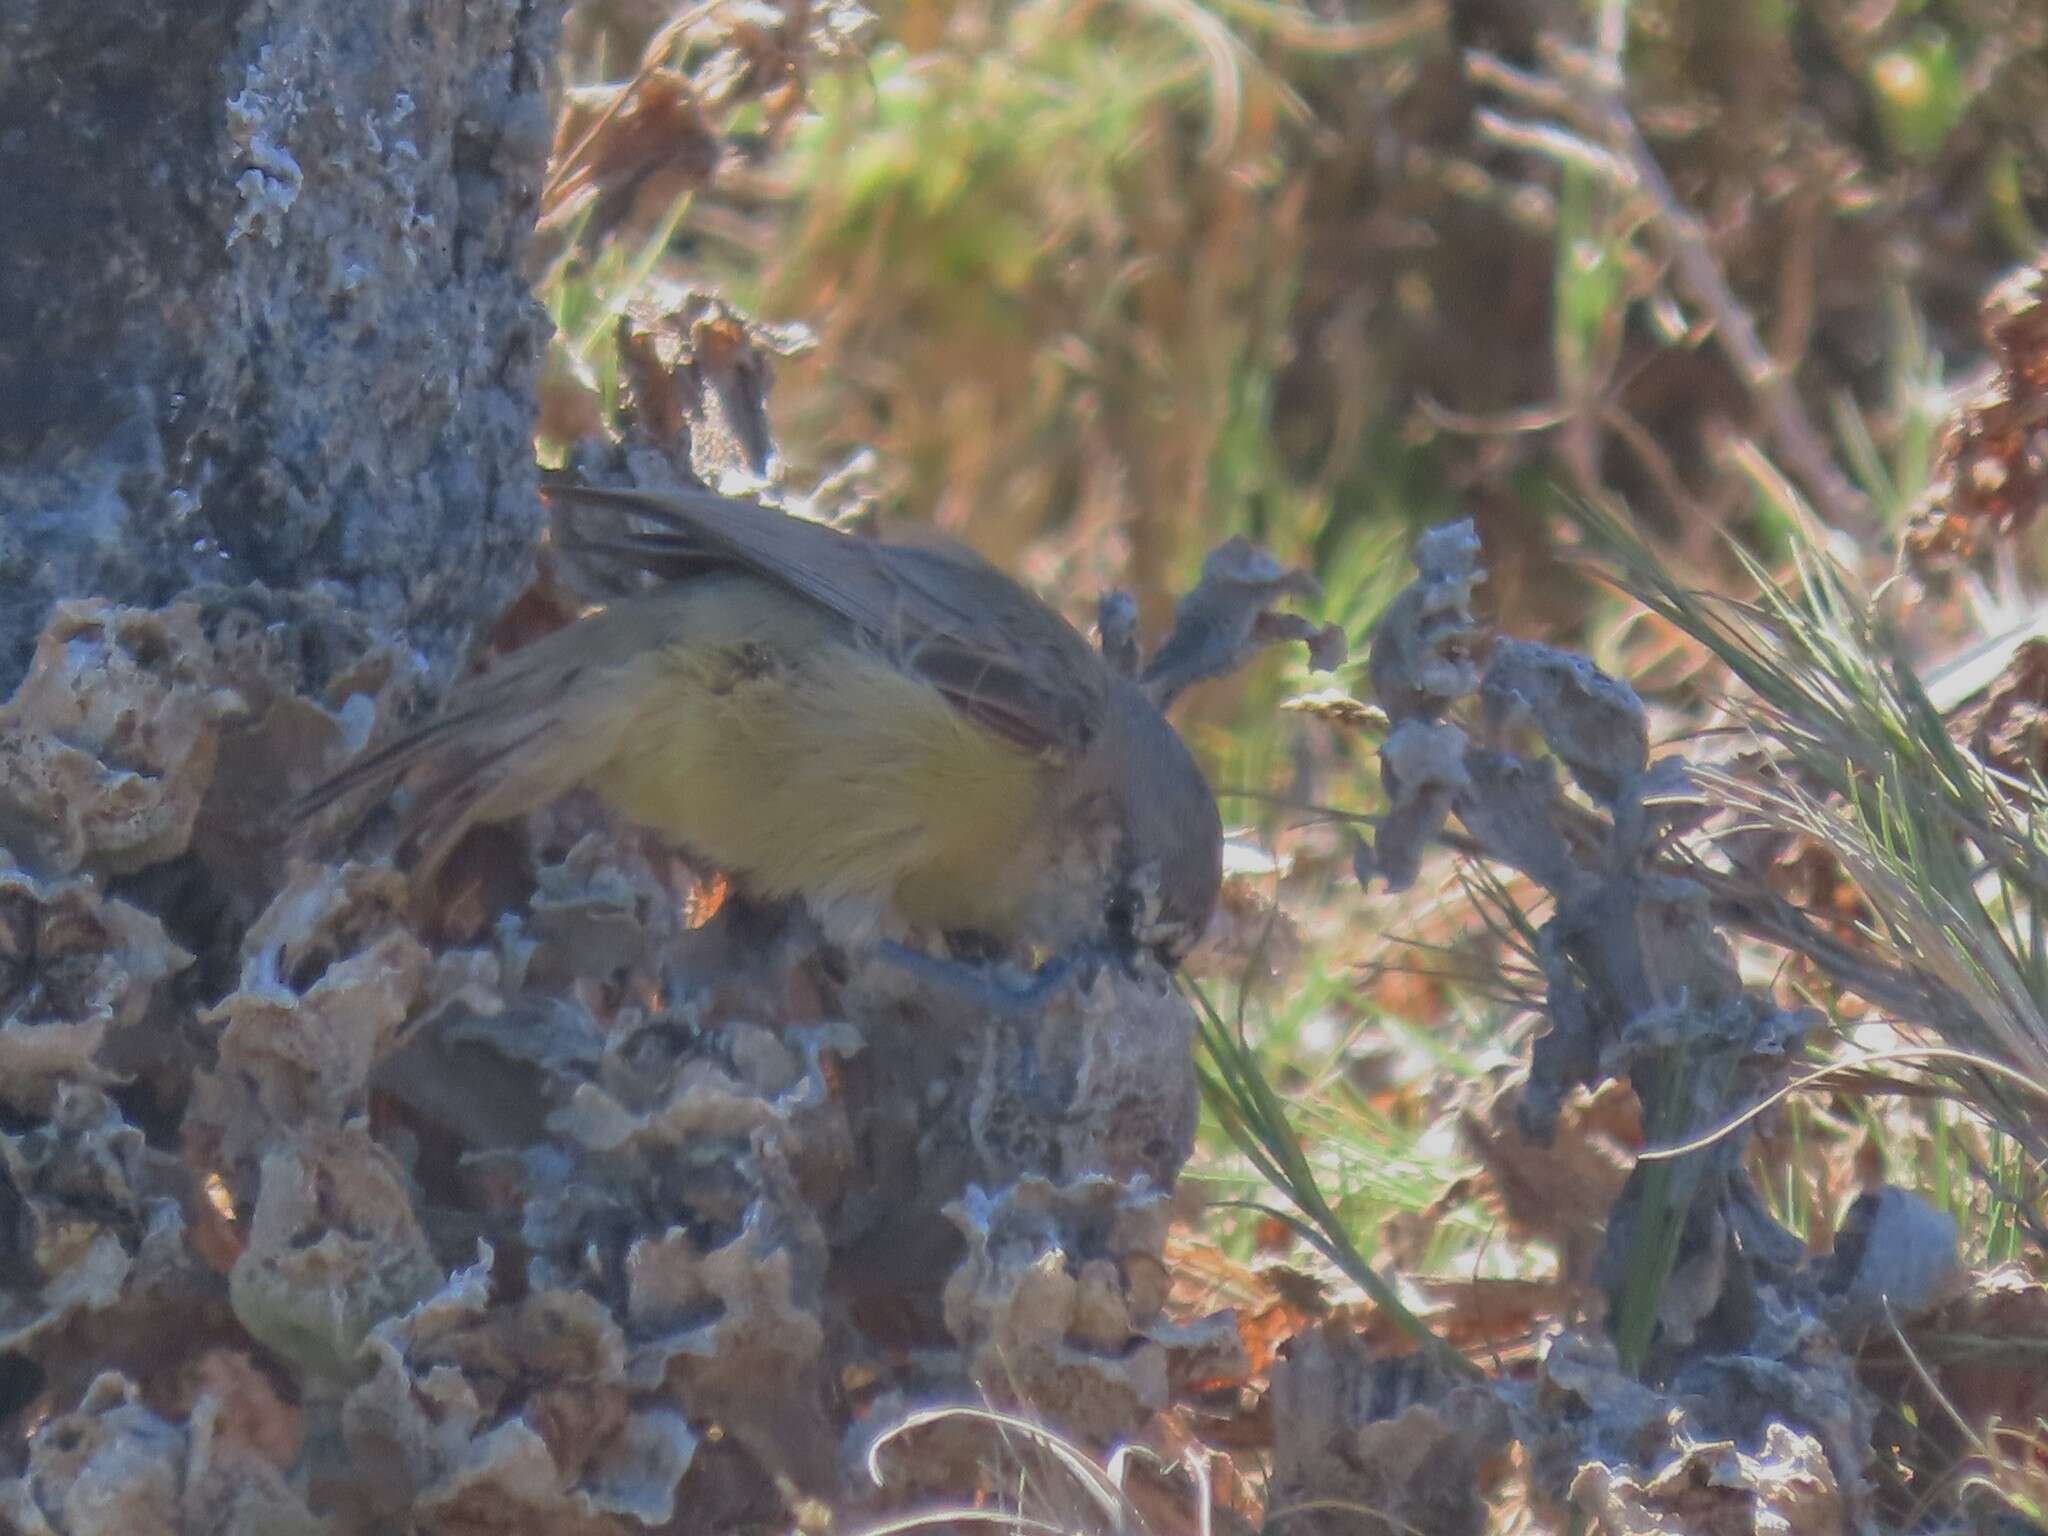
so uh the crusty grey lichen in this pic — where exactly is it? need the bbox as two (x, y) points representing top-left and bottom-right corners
(0, 871), (188, 1114)
(0, 603), (244, 878)
(1265, 1326), (1509, 1536)
(0, 574), (1208, 1529)
(340, 1255), (699, 1533)
(940, 1174), (1177, 1444)
(1358, 522), (1903, 1529)
(0, 1087), (196, 1365)
(1513, 1328), (1865, 1535)
(0, 1370), (323, 1536)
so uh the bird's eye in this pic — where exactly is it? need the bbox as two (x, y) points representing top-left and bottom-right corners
(1103, 890), (1139, 952)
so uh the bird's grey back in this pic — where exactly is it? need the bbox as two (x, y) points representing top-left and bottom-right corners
(553, 483), (1111, 757)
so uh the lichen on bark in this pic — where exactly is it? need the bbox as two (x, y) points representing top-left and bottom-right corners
(0, 0), (562, 691)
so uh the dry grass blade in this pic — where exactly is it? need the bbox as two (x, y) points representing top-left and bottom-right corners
(545, 0), (721, 211)
(1571, 498), (2048, 1196)
(1189, 977), (1484, 1382)
(862, 1404), (1184, 1536)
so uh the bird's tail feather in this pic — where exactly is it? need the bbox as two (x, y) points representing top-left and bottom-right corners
(289, 618), (644, 876)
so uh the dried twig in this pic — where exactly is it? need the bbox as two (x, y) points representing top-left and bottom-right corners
(1465, 42), (1875, 537)
(1591, 89), (1873, 535)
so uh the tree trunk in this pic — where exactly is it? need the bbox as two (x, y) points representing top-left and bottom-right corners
(0, 0), (562, 687)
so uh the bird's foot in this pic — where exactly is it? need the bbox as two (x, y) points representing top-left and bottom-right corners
(875, 942), (1117, 1121)
(875, 940), (1097, 1015)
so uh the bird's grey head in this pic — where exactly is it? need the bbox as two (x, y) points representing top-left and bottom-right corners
(1099, 680), (1222, 969)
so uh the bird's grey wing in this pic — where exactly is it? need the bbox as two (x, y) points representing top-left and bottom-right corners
(549, 483), (1107, 756)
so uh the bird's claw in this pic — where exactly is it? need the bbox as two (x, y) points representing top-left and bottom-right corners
(874, 942), (1121, 1121)
(876, 941), (1097, 1015)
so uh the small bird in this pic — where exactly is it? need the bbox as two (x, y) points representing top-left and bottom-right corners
(296, 483), (1223, 978)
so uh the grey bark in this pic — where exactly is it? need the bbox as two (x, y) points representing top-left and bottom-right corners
(0, 0), (562, 688)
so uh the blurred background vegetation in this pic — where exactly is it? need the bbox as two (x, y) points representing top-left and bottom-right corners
(548, 0), (2046, 679)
